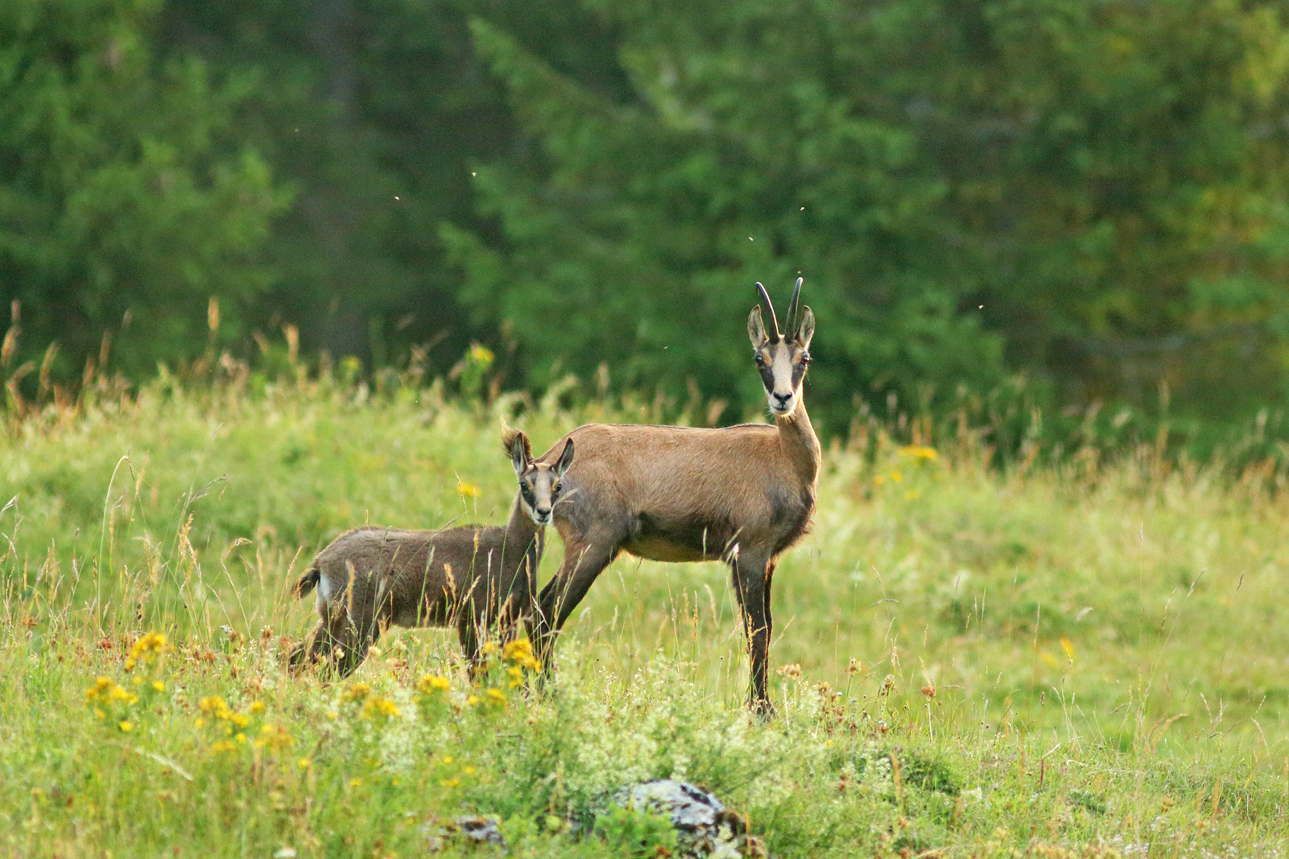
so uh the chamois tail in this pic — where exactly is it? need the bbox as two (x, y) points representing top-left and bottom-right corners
(293, 565), (320, 599)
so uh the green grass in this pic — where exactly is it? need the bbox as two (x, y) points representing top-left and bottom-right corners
(3, 367), (1289, 857)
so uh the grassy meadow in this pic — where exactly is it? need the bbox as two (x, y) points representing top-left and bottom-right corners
(3, 363), (1289, 857)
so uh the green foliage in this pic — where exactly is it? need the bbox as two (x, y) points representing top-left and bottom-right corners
(451, 0), (1289, 430)
(9, 0), (1289, 440)
(928, 0), (1289, 415)
(4, 375), (1289, 854)
(594, 805), (679, 858)
(0, 0), (287, 375)
(452, 6), (1007, 429)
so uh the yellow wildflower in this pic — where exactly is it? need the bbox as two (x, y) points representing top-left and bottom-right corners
(127, 632), (169, 669)
(255, 724), (295, 750)
(118, 721), (134, 733)
(85, 677), (115, 701)
(898, 445), (939, 463)
(109, 685), (139, 705)
(502, 638), (541, 671)
(417, 674), (451, 694)
(342, 682), (372, 703)
(199, 696), (228, 714)
(361, 697), (401, 720)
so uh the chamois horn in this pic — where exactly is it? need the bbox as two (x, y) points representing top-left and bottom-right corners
(785, 277), (804, 338)
(755, 282), (781, 342)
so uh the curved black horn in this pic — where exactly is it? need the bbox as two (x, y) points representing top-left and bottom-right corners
(785, 277), (803, 336)
(755, 282), (781, 341)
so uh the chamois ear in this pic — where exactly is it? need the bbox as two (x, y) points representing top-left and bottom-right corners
(508, 430), (531, 476)
(553, 438), (575, 477)
(748, 306), (768, 348)
(795, 306), (815, 349)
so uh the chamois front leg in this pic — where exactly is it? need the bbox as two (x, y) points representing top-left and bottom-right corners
(530, 532), (620, 676)
(731, 549), (776, 717)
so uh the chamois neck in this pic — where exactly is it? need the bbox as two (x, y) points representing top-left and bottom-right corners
(775, 397), (821, 486)
(506, 497), (544, 548)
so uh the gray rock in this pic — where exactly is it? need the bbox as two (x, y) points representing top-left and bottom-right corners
(455, 816), (506, 849)
(423, 815), (507, 853)
(608, 780), (769, 858)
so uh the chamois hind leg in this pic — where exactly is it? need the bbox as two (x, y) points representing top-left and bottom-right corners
(289, 619), (331, 673)
(457, 605), (486, 680)
(530, 533), (619, 676)
(731, 549), (776, 717)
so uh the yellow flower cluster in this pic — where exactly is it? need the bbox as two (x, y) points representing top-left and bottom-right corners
(86, 676), (138, 706)
(502, 638), (541, 672)
(209, 738), (245, 754)
(198, 695), (251, 732)
(360, 696), (401, 720)
(898, 445), (939, 463)
(416, 674), (451, 695)
(466, 686), (508, 708)
(341, 682), (372, 703)
(506, 665), (525, 689)
(255, 723), (295, 751)
(125, 632), (169, 670)
(85, 676), (142, 732)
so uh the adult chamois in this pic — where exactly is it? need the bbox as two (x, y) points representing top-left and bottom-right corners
(290, 429), (574, 677)
(529, 278), (819, 714)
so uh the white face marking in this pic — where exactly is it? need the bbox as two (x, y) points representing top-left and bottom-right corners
(749, 287), (814, 417)
(519, 466), (561, 526)
(514, 438), (573, 527)
(766, 345), (799, 415)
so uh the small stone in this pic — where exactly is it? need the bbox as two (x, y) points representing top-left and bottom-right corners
(423, 815), (507, 853)
(454, 815), (507, 850)
(608, 780), (763, 858)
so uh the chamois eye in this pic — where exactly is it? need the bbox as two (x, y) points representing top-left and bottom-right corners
(800, 351), (811, 364)
(754, 352), (765, 365)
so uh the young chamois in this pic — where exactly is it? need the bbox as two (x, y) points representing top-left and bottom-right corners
(528, 278), (819, 714)
(289, 430), (575, 677)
